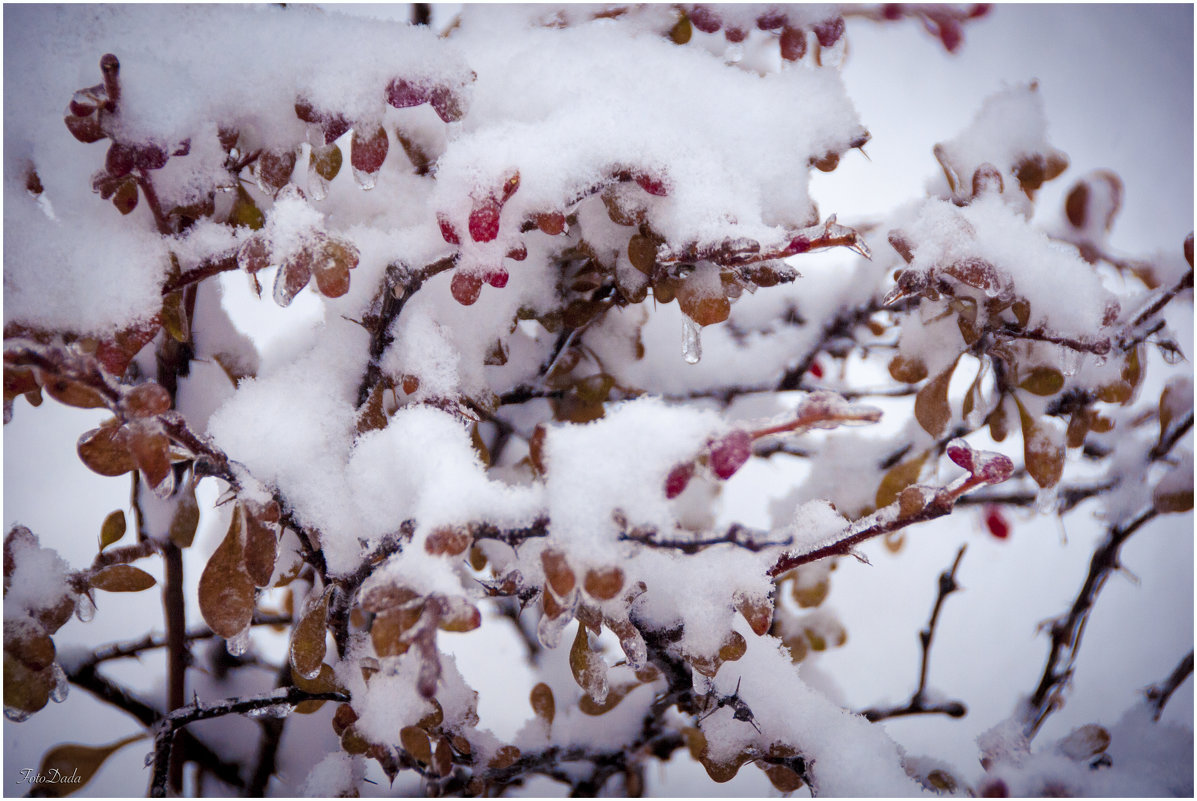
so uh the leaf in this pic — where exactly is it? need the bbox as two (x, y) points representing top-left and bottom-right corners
(244, 501), (279, 588)
(765, 765), (804, 792)
(3, 651), (53, 715)
(914, 360), (957, 436)
(875, 451), (929, 509)
(127, 427), (172, 493)
(168, 483), (200, 548)
(487, 745), (520, 770)
(577, 681), (636, 716)
(530, 682), (555, 726)
(31, 734), (146, 797)
(77, 423), (135, 477)
(161, 291), (189, 343)
(311, 143), (343, 182)
(112, 177), (139, 215)
(198, 506), (255, 639)
(888, 354), (928, 384)
(43, 377), (105, 410)
(540, 548), (575, 597)
(228, 184), (265, 230)
(569, 624), (609, 703)
(1057, 724), (1110, 762)
(99, 510), (126, 551)
(400, 725), (431, 765)
(5, 620), (56, 671)
(1016, 398), (1065, 490)
(290, 585), (331, 681)
(125, 383), (172, 418)
(735, 593), (773, 637)
(291, 663), (339, 714)
(582, 566), (624, 601)
(89, 565), (156, 593)
(1019, 366), (1065, 396)
(370, 607), (418, 657)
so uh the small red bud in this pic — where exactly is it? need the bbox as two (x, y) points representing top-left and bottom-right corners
(438, 214), (461, 245)
(946, 440), (976, 473)
(808, 360), (824, 379)
(484, 266), (509, 288)
(813, 16), (845, 48)
(664, 463), (694, 499)
(469, 198), (501, 243)
(386, 78), (428, 109)
(633, 172), (669, 197)
(709, 430), (752, 480)
(689, 6), (722, 33)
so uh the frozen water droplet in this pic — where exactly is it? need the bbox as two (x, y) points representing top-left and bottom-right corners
(145, 751), (156, 768)
(248, 704), (292, 720)
(5, 706), (32, 723)
(682, 318), (702, 364)
(226, 628), (251, 656)
(50, 663), (69, 703)
(308, 172), (329, 201)
(75, 593), (95, 623)
(352, 167), (378, 190)
(1036, 486), (1059, 515)
(1058, 347), (1083, 377)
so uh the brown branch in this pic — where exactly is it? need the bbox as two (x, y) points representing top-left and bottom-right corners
(149, 687), (349, 798)
(1127, 269), (1194, 332)
(1144, 650), (1194, 722)
(620, 523), (791, 555)
(860, 546), (968, 722)
(81, 612), (294, 667)
(1023, 506), (1160, 740)
(161, 255), (239, 296)
(355, 256), (457, 407)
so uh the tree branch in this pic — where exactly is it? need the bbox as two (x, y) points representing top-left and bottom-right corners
(1144, 650), (1194, 722)
(1023, 506), (1160, 739)
(860, 545), (968, 722)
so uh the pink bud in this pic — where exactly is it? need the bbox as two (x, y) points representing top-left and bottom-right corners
(664, 463), (694, 499)
(709, 430), (752, 480)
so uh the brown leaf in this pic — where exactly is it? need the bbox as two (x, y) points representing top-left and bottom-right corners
(400, 725), (431, 765)
(5, 620), (56, 671)
(914, 360), (957, 437)
(244, 501), (279, 588)
(98, 510), (126, 551)
(290, 586), (331, 680)
(1019, 366), (1065, 397)
(425, 527), (471, 557)
(3, 651), (53, 715)
(311, 143), (343, 182)
(718, 630), (747, 662)
(128, 427), (172, 492)
(765, 765), (804, 792)
(582, 566), (624, 601)
(735, 593), (773, 637)
(370, 607), (419, 657)
(569, 624), (609, 703)
(541, 548), (575, 597)
(1017, 399), (1064, 490)
(888, 354), (928, 384)
(89, 564), (156, 593)
(43, 377), (105, 410)
(31, 734), (146, 797)
(677, 280), (731, 327)
(436, 596), (481, 633)
(530, 682), (555, 726)
(125, 383), (172, 417)
(274, 246), (313, 307)
(198, 507), (255, 639)
(161, 291), (190, 344)
(487, 744), (520, 770)
(77, 423), (135, 477)
(169, 483), (200, 549)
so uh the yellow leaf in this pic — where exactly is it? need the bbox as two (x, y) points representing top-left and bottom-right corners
(98, 510), (126, 551)
(875, 451), (929, 509)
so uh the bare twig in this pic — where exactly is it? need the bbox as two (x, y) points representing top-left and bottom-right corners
(1144, 650), (1194, 722)
(1023, 506), (1160, 739)
(860, 546), (968, 722)
(620, 523), (791, 555)
(81, 612), (292, 667)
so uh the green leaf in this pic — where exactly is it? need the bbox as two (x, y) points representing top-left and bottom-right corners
(1019, 366), (1064, 396)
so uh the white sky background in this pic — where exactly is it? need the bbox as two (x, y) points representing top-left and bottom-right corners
(2, 3), (1193, 797)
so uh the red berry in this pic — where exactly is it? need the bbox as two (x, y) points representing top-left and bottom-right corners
(709, 430), (752, 480)
(450, 271), (482, 305)
(813, 16), (845, 47)
(809, 360), (824, 379)
(689, 6), (722, 33)
(484, 266), (509, 288)
(437, 214), (461, 245)
(469, 198), (502, 243)
(664, 463), (694, 499)
(779, 26), (807, 61)
(984, 505), (1009, 539)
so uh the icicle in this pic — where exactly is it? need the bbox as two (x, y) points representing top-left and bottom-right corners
(682, 318), (703, 364)
(50, 663), (69, 703)
(226, 627), (251, 656)
(145, 751), (156, 768)
(75, 592), (95, 623)
(308, 172), (329, 201)
(352, 168), (378, 190)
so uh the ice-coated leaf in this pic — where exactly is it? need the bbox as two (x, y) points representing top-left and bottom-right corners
(291, 663), (339, 714)
(701, 751), (748, 783)
(540, 548), (575, 597)
(168, 482), (200, 548)
(228, 184), (265, 230)
(31, 734), (146, 797)
(914, 361), (957, 437)
(530, 682), (555, 726)
(310, 143), (342, 182)
(1019, 366), (1065, 397)
(582, 566), (624, 601)
(4, 651), (54, 715)
(89, 564), (156, 593)
(290, 585), (330, 681)
(735, 593), (773, 637)
(718, 630), (747, 662)
(43, 377), (105, 410)
(433, 736), (453, 778)
(1057, 724), (1110, 762)
(424, 527), (471, 557)
(435, 596), (481, 633)
(77, 422), (135, 477)
(765, 765), (804, 792)
(569, 624), (609, 703)
(125, 382), (171, 418)
(98, 510), (125, 551)
(5, 620), (56, 671)
(487, 745), (520, 770)
(198, 506), (254, 639)
(1016, 399), (1064, 490)
(370, 606), (421, 657)
(127, 427), (172, 493)
(244, 501), (279, 588)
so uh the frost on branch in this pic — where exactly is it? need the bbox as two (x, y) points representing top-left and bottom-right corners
(3, 4), (1191, 798)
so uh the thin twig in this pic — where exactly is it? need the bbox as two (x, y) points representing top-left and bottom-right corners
(82, 612), (293, 667)
(1023, 506), (1160, 739)
(620, 523), (791, 555)
(1144, 650), (1194, 722)
(860, 546), (968, 721)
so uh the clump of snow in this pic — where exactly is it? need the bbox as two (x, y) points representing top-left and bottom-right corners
(301, 752), (364, 798)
